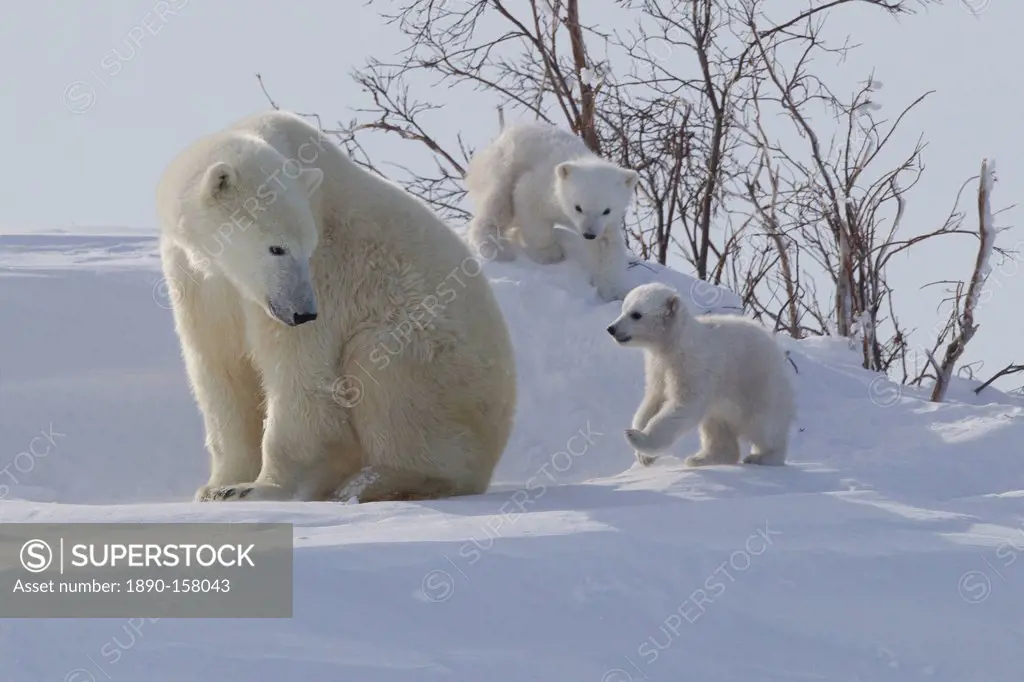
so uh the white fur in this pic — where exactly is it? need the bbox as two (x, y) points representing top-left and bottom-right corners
(607, 283), (795, 467)
(157, 110), (517, 503)
(464, 122), (638, 302)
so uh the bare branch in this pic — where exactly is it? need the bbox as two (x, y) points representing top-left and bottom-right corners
(930, 159), (997, 402)
(975, 363), (1024, 395)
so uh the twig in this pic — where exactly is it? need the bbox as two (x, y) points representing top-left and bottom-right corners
(974, 363), (1024, 395)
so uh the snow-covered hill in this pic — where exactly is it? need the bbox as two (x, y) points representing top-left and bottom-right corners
(1, 229), (1022, 681)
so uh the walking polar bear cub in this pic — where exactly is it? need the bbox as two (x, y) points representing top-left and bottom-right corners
(607, 283), (795, 467)
(157, 110), (517, 503)
(465, 122), (638, 302)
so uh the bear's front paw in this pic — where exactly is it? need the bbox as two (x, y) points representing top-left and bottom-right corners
(195, 483), (291, 502)
(624, 428), (651, 452)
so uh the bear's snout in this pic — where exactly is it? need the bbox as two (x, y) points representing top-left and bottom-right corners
(583, 232), (597, 240)
(267, 297), (318, 328)
(607, 324), (632, 343)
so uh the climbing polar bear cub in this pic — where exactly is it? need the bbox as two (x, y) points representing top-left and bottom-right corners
(465, 122), (638, 302)
(157, 110), (517, 503)
(607, 283), (795, 467)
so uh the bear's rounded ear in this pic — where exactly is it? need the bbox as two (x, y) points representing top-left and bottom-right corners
(666, 293), (681, 318)
(624, 169), (640, 190)
(556, 162), (574, 180)
(200, 162), (237, 201)
(300, 167), (324, 197)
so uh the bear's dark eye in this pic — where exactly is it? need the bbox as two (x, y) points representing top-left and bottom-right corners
(602, 208), (611, 215)
(630, 311), (642, 320)
(269, 246), (288, 256)
(574, 205), (583, 213)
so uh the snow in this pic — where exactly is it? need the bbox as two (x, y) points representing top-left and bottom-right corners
(580, 67), (599, 88)
(1, 228), (1023, 681)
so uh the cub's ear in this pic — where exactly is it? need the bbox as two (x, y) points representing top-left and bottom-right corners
(623, 169), (640, 190)
(556, 162), (575, 180)
(665, 293), (681, 318)
(200, 162), (237, 201)
(300, 167), (324, 197)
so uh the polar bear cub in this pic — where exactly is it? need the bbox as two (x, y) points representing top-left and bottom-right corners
(465, 122), (638, 301)
(607, 282), (795, 467)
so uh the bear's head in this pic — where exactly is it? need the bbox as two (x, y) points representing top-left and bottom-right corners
(553, 160), (639, 241)
(177, 142), (325, 327)
(606, 282), (688, 348)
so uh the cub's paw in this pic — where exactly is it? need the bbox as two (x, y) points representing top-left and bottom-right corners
(525, 242), (565, 265)
(742, 452), (786, 466)
(684, 453), (714, 468)
(624, 428), (650, 452)
(596, 279), (632, 303)
(599, 290), (629, 304)
(486, 242), (518, 262)
(194, 483), (291, 502)
(471, 235), (517, 262)
(635, 451), (658, 467)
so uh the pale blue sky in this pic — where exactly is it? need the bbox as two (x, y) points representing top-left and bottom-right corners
(1, 1), (1019, 388)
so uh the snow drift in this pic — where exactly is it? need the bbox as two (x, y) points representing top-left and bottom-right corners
(0, 228), (1022, 681)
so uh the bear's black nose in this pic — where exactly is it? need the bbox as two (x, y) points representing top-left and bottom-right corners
(293, 312), (318, 325)
(606, 325), (616, 335)
(583, 233), (597, 240)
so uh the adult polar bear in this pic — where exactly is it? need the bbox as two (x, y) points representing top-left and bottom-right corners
(157, 110), (517, 503)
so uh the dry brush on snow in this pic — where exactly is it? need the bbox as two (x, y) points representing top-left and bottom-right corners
(260, 0), (1018, 397)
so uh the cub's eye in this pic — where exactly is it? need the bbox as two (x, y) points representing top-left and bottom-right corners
(269, 246), (288, 256)
(574, 205), (583, 213)
(630, 312), (642, 320)
(602, 208), (611, 215)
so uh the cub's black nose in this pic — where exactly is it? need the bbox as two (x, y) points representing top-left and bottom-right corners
(583, 233), (597, 240)
(293, 312), (318, 325)
(606, 325), (616, 335)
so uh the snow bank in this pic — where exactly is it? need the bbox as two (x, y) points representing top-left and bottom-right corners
(0, 230), (1022, 681)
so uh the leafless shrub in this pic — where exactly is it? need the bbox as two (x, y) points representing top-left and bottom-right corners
(257, 0), (1024, 398)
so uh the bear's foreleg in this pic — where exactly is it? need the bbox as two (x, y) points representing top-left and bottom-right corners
(589, 229), (632, 302)
(166, 258), (266, 494)
(466, 189), (517, 263)
(188, 356), (266, 490)
(512, 176), (565, 264)
(624, 400), (707, 454)
(196, 379), (362, 502)
(517, 214), (566, 264)
(630, 392), (665, 466)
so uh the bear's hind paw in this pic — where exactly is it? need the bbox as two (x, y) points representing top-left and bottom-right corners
(742, 452), (787, 466)
(635, 452), (658, 467)
(684, 453), (716, 468)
